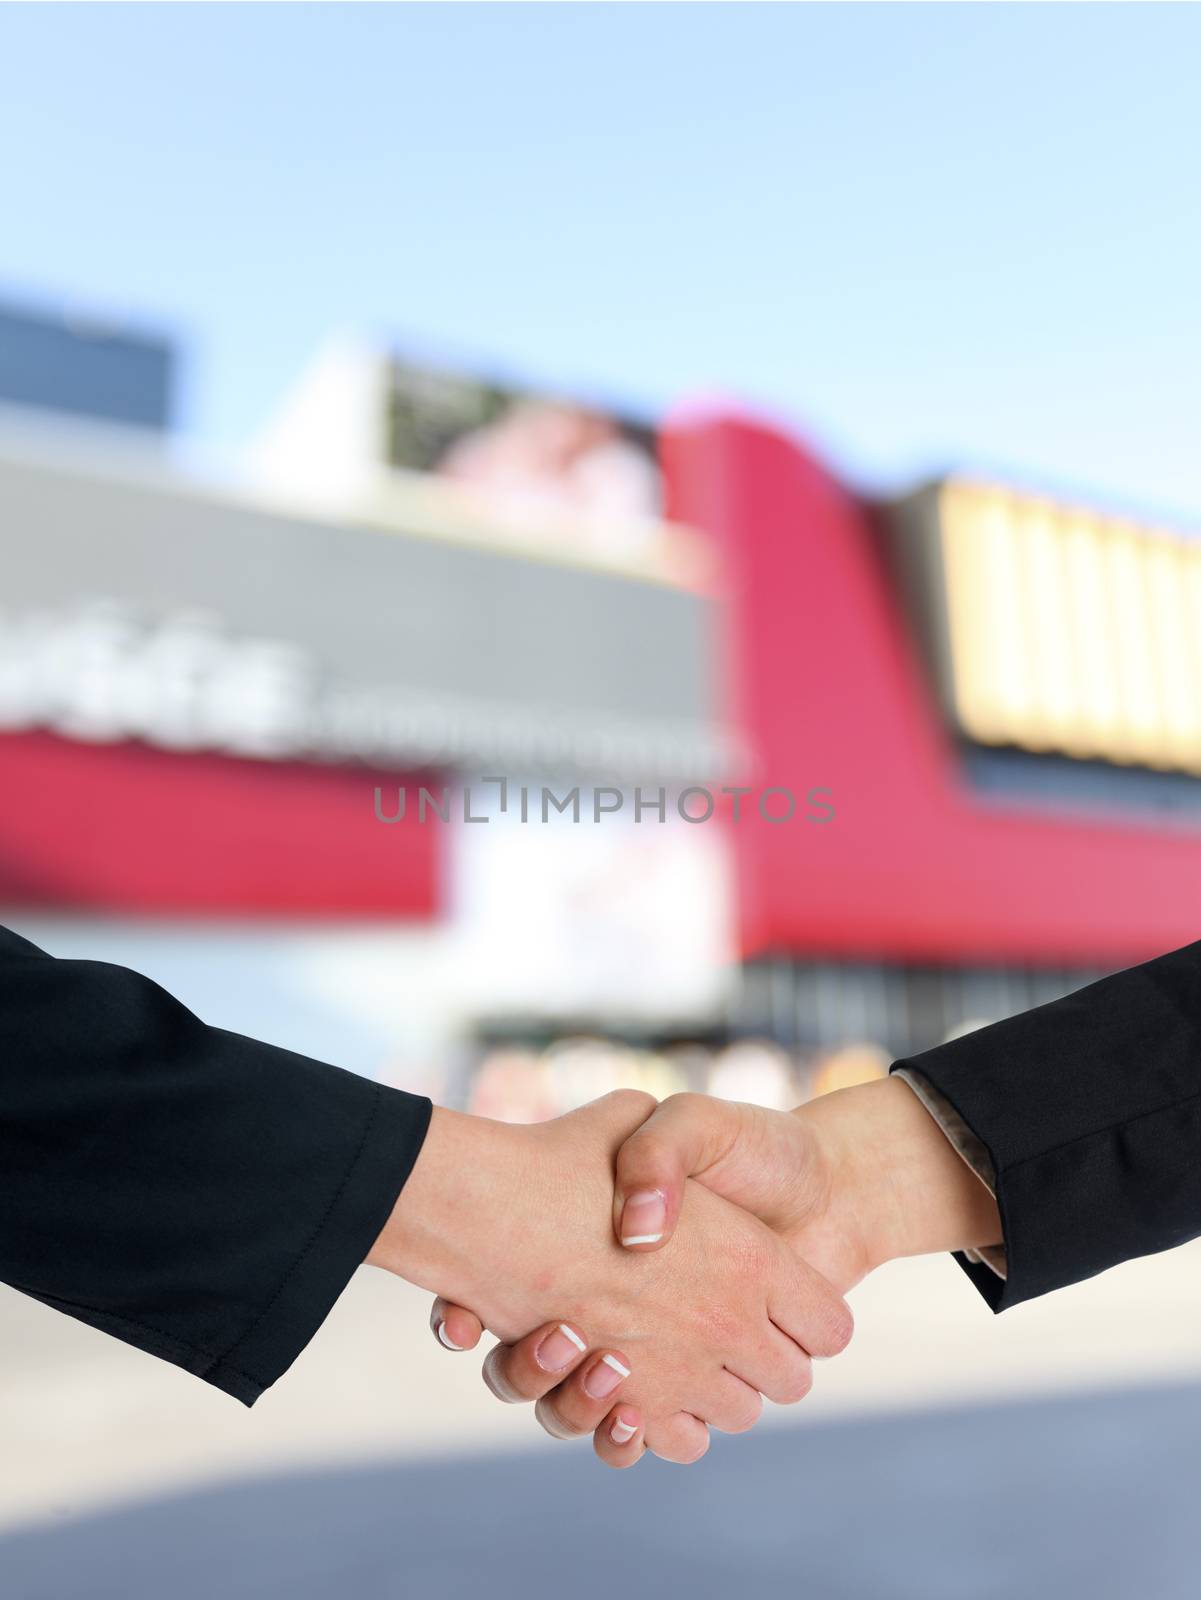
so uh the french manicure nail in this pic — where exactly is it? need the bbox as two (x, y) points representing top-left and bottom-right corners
(610, 1416), (638, 1445)
(535, 1323), (587, 1372)
(621, 1189), (666, 1246)
(435, 1321), (466, 1352)
(584, 1353), (630, 1400)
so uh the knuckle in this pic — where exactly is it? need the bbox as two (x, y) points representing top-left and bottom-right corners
(723, 1392), (764, 1435)
(605, 1087), (657, 1121)
(651, 1416), (710, 1465)
(783, 1363), (812, 1401)
(813, 1299), (855, 1358)
(778, 1358), (813, 1405)
(662, 1091), (704, 1120)
(829, 1302), (856, 1354)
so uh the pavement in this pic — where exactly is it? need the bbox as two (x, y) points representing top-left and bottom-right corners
(2, 1241), (1200, 1596)
(2, 1381), (1200, 1600)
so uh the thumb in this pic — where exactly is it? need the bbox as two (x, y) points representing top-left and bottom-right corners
(612, 1093), (743, 1252)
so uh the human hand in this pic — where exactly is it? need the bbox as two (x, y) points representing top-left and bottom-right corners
(428, 1301), (652, 1468)
(433, 1079), (1001, 1460)
(371, 1089), (853, 1464)
(601, 1078), (1002, 1290)
(427, 1091), (848, 1465)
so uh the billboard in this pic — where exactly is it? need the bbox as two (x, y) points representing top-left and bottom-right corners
(385, 355), (663, 547)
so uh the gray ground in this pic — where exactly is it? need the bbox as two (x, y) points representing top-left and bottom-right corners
(3, 1381), (1196, 1600)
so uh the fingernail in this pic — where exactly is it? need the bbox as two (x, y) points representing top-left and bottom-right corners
(535, 1323), (587, 1372)
(620, 1189), (666, 1246)
(610, 1415), (639, 1445)
(584, 1353), (630, 1400)
(435, 1321), (466, 1352)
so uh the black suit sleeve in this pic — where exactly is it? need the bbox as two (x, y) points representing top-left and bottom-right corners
(0, 924), (432, 1405)
(891, 939), (1201, 1310)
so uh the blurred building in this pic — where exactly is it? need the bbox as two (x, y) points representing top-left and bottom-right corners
(667, 417), (1201, 1068)
(2, 320), (1201, 1116)
(0, 297), (174, 431)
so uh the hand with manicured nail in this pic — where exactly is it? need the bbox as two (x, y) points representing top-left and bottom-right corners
(428, 1303), (648, 1468)
(605, 1081), (1002, 1292)
(428, 1091), (843, 1466)
(431, 1080), (1004, 1463)
(371, 1088), (852, 1466)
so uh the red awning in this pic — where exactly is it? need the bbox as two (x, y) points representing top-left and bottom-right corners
(0, 731), (439, 918)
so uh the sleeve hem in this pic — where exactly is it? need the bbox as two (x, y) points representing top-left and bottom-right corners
(201, 1084), (433, 1404)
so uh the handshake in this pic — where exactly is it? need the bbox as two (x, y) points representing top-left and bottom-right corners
(367, 1076), (1002, 1468)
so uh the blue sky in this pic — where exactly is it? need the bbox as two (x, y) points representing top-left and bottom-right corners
(2, 4), (1200, 519)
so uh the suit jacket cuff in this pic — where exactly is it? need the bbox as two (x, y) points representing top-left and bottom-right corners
(889, 941), (1201, 1311)
(199, 1078), (433, 1404)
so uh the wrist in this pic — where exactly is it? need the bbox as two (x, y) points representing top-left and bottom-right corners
(795, 1076), (1002, 1283)
(366, 1106), (527, 1305)
(365, 1092), (656, 1345)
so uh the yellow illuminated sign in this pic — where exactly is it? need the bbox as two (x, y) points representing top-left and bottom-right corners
(935, 479), (1201, 774)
